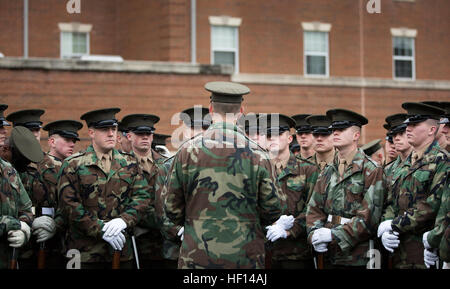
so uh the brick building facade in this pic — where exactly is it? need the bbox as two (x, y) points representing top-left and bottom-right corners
(0, 0), (449, 151)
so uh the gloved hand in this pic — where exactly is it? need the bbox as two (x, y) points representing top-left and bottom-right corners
(32, 216), (56, 242)
(102, 218), (127, 237)
(32, 216), (56, 232)
(311, 228), (332, 246)
(424, 249), (439, 268)
(8, 230), (26, 248)
(381, 231), (400, 253)
(177, 227), (184, 241)
(377, 220), (392, 238)
(20, 221), (31, 242)
(313, 242), (328, 253)
(102, 232), (126, 251)
(422, 231), (431, 249)
(265, 224), (287, 242)
(274, 215), (295, 231)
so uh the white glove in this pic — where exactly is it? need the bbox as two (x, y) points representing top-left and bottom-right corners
(102, 232), (126, 251)
(274, 215), (295, 231)
(20, 221), (31, 241)
(313, 242), (328, 253)
(424, 249), (439, 268)
(32, 216), (56, 232)
(381, 231), (400, 253)
(102, 218), (127, 237)
(377, 220), (392, 238)
(311, 228), (332, 246)
(422, 231), (431, 249)
(32, 216), (56, 242)
(265, 224), (287, 242)
(177, 227), (184, 241)
(8, 230), (26, 248)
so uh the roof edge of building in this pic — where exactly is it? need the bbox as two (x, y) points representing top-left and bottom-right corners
(0, 57), (234, 76)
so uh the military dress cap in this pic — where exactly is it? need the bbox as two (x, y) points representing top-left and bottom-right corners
(258, 113), (296, 136)
(291, 114), (312, 133)
(401, 102), (445, 124)
(10, 126), (44, 163)
(326, 108), (368, 129)
(361, 139), (382, 157)
(80, 108), (120, 128)
(152, 133), (171, 147)
(43, 120), (83, 140)
(180, 107), (212, 129)
(306, 115), (332, 135)
(6, 109), (45, 129)
(121, 114), (160, 134)
(421, 101), (450, 124)
(205, 81), (250, 104)
(385, 113), (408, 134)
(0, 104), (10, 127)
(117, 121), (129, 133)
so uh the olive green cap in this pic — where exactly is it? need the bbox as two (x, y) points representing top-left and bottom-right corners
(121, 114), (160, 134)
(402, 102), (445, 124)
(326, 108), (368, 129)
(6, 109), (45, 129)
(0, 104), (10, 127)
(43, 120), (83, 140)
(421, 101), (450, 124)
(10, 126), (44, 163)
(205, 81), (250, 104)
(361, 139), (382, 157)
(180, 106), (211, 129)
(291, 114), (312, 133)
(80, 108), (120, 128)
(385, 113), (408, 134)
(306, 115), (332, 135)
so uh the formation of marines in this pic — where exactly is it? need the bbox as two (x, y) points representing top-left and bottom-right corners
(0, 82), (448, 270)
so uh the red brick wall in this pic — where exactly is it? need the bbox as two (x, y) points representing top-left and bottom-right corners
(0, 0), (24, 57)
(0, 68), (447, 152)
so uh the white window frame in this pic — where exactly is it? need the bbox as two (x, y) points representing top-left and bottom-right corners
(391, 28), (417, 81)
(209, 16), (241, 74)
(302, 22), (331, 78)
(58, 23), (92, 59)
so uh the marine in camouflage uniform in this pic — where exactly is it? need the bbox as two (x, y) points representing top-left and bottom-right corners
(155, 108), (212, 269)
(5, 109), (48, 268)
(262, 114), (319, 269)
(306, 109), (385, 268)
(380, 102), (449, 269)
(57, 108), (150, 269)
(163, 82), (283, 269)
(291, 114), (315, 161)
(120, 113), (167, 269)
(305, 115), (336, 172)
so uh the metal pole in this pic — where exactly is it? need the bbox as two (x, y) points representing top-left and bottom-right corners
(23, 0), (28, 58)
(190, 0), (196, 64)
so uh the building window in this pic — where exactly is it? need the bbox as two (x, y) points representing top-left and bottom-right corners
(304, 31), (329, 76)
(61, 32), (89, 58)
(209, 16), (241, 74)
(58, 22), (92, 59)
(393, 37), (415, 80)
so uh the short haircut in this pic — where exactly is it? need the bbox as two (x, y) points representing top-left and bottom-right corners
(211, 101), (241, 115)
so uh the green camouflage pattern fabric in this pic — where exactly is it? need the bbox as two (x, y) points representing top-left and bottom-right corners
(427, 187), (449, 262)
(383, 156), (403, 211)
(306, 148), (385, 266)
(57, 145), (150, 263)
(0, 158), (34, 269)
(155, 156), (182, 261)
(133, 149), (166, 262)
(384, 141), (449, 268)
(271, 152), (319, 261)
(163, 122), (283, 269)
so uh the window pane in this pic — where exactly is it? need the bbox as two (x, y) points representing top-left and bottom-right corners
(393, 37), (413, 56)
(305, 31), (327, 53)
(214, 51), (235, 66)
(212, 26), (236, 50)
(61, 32), (72, 57)
(395, 59), (413, 78)
(306, 55), (326, 75)
(72, 32), (87, 54)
